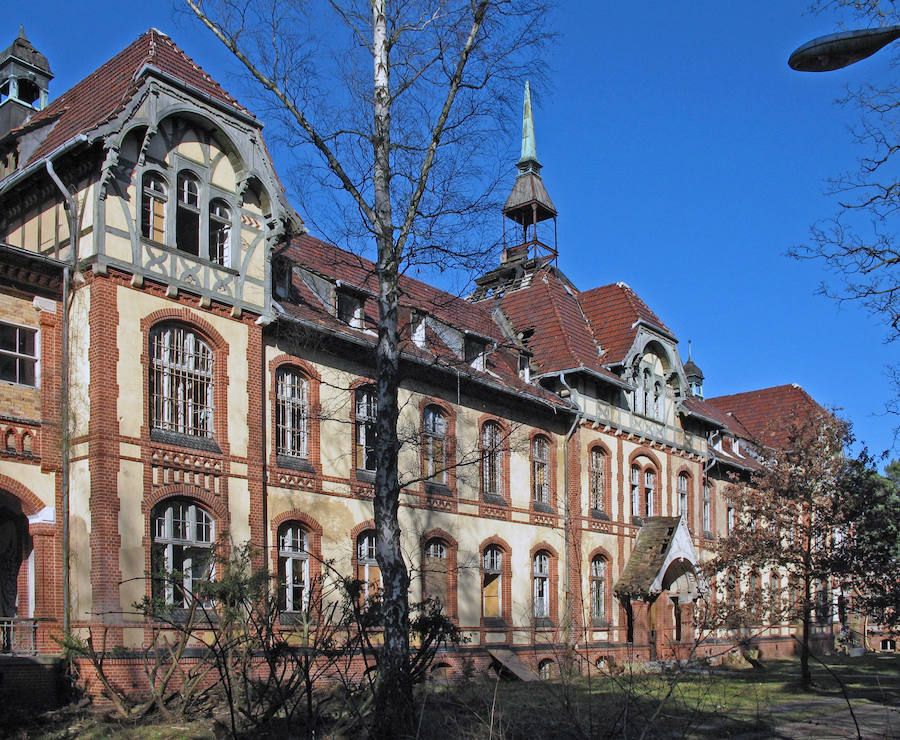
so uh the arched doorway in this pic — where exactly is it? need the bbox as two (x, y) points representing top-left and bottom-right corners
(0, 491), (31, 651)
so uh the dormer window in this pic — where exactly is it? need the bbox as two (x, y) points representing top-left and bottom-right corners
(176, 171), (201, 256)
(337, 290), (364, 329)
(464, 335), (488, 370)
(518, 353), (531, 382)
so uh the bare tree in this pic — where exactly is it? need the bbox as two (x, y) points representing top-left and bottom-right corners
(791, 3), (900, 341)
(704, 410), (851, 688)
(181, 0), (550, 732)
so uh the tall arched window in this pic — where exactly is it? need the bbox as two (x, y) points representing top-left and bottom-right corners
(677, 473), (689, 518)
(422, 406), (447, 484)
(533, 551), (550, 619)
(176, 170), (201, 255)
(423, 537), (449, 609)
(589, 447), (607, 512)
(278, 523), (309, 612)
(644, 469), (656, 517)
(356, 530), (380, 603)
(141, 172), (167, 242)
(482, 546), (502, 619)
(531, 435), (550, 505)
(590, 555), (607, 623)
(630, 465), (641, 518)
(355, 385), (377, 473)
(151, 499), (214, 607)
(150, 325), (214, 438)
(276, 368), (308, 460)
(481, 421), (502, 498)
(208, 198), (231, 265)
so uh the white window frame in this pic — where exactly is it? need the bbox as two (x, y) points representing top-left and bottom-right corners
(276, 368), (309, 459)
(278, 523), (309, 612)
(423, 406), (447, 484)
(152, 500), (214, 607)
(355, 385), (377, 472)
(644, 469), (656, 517)
(357, 531), (380, 602)
(532, 435), (550, 504)
(481, 421), (502, 497)
(482, 546), (503, 618)
(590, 556), (607, 621)
(630, 465), (641, 517)
(589, 448), (606, 512)
(533, 552), (550, 619)
(0, 320), (38, 387)
(677, 473), (689, 517)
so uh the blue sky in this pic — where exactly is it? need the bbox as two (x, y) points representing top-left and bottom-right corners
(10, 2), (900, 458)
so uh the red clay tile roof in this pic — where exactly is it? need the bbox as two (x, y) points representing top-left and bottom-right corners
(706, 384), (823, 450)
(13, 29), (252, 167)
(577, 282), (673, 366)
(681, 396), (752, 438)
(277, 235), (567, 408)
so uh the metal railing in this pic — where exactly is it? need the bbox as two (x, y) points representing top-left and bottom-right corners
(0, 618), (39, 655)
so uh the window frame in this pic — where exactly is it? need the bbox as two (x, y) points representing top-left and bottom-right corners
(482, 545), (504, 622)
(276, 367), (310, 462)
(356, 529), (381, 606)
(481, 421), (503, 500)
(149, 323), (215, 441)
(422, 404), (448, 487)
(354, 384), (377, 474)
(532, 551), (550, 620)
(531, 434), (551, 507)
(590, 554), (608, 625)
(589, 446), (608, 514)
(140, 171), (168, 243)
(0, 320), (38, 387)
(277, 523), (309, 613)
(677, 472), (690, 519)
(151, 498), (215, 608)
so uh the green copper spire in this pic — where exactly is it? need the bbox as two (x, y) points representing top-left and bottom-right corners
(517, 81), (540, 171)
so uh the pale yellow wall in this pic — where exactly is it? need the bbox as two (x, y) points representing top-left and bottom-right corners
(69, 457), (92, 620)
(118, 459), (146, 615)
(0, 459), (56, 511)
(68, 286), (91, 439)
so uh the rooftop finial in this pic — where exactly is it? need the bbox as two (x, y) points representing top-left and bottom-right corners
(518, 81), (539, 170)
(688, 339), (692, 362)
(18, 25), (26, 40)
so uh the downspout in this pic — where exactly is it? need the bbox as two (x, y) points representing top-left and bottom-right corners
(47, 151), (81, 636)
(558, 371), (583, 645)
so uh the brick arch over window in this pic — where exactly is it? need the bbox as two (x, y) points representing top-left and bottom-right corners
(418, 397), (456, 494)
(530, 543), (559, 625)
(421, 527), (459, 621)
(479, 536), (512, 627)
(141, 310), (230, 453)
(269, 355), (321, 474)
(0, 475), (46, 518)
(271, 510), (324, 612)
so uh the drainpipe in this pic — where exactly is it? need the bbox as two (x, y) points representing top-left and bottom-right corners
(558, 371), (583, 645)
(47, 153), (81, 636)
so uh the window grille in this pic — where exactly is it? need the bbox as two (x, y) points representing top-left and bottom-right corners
(0, 323), (37, 386)
(276, 369), (308, 458)
(591, 557), (607, 620)
(423, 406), (447, 483)
(481, 422), (501, 497)
(150, 326), (214, 437)
(532, 436), (549, 504)
(589, 448), (606, 511)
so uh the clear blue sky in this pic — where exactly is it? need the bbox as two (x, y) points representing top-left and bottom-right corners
(10, 2), (899, 459)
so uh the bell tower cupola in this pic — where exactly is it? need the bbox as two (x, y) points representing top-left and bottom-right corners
(501, 81), (557, 264)
(0, 27), (53, 137)
(683, 341), (705, 400)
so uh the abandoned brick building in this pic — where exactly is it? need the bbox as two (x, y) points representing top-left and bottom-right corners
(0, 27), (838, 694)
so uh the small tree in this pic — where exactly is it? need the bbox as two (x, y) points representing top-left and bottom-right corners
(706, 408), (850, 688)
(181, 1), (551, 733)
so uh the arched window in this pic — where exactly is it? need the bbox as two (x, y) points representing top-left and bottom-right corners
(677, 473), (689, 518)
(630, 465), (641, 518)
(208, 198), (231, 265)
(151, 499), (214, 607)
(533, 551), (550, 619)
(702, 478), (711, 534)
(422, 406), (447, 484)
(176, 170), (201, 255)
(589, 447), (606, 513)
(644, 469), (656, 517)
(423, 537), (449, 608)
(150, 325), (214, 438)
(538, 659), (554, 680)
(531, 435), (550, 505)
(481, 421), (502, 498)
(356, 530), (380, 603)
(276, 368), (308, 460)
(590, 555), (607, 623)
(278, 523), (308, 612)
(141, 172), (167, 242)
(355, 385), (377, 473)
(482, 546), (502, 619)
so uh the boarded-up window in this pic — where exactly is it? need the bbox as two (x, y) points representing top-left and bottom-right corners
(423, 539), (448, 607)
(483, 546), (502, 618)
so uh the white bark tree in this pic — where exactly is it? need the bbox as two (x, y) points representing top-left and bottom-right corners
(182, 0), (550, 732)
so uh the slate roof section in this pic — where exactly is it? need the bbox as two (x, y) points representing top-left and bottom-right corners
(277, 234), (568, 409)
(577, 282), (674, 366)
(706, 384), (823, 450)
(8, 29), (252, 167)
(614, 517), (681, 597)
